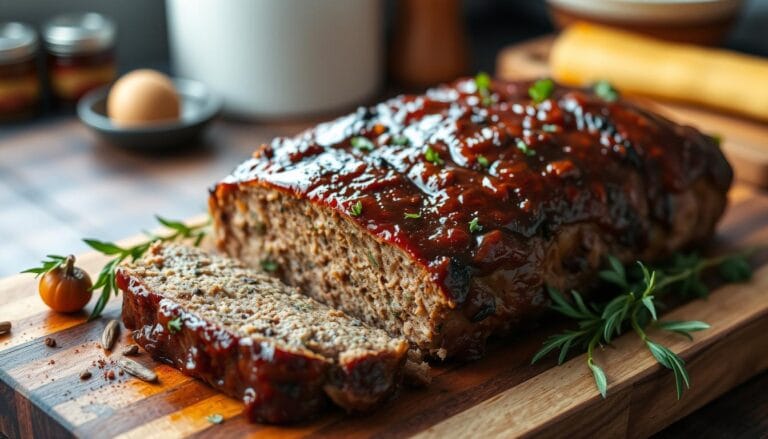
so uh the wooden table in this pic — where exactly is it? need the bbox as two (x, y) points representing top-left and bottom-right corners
(1, 115), (766, 437)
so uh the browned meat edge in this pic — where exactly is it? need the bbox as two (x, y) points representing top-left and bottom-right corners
(117, 267), (407, 423)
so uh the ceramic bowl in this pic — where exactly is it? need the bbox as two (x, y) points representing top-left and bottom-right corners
(77, 77), (221, 151)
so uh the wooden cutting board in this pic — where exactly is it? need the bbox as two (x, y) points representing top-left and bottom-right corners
(1, 183), (767, 438)
(496, 36), (768, 189)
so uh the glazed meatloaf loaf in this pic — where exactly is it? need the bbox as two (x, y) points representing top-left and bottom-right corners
(118, 243), (409, 423)
(210, 77), (732, 361)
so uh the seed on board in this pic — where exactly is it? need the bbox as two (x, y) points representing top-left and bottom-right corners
(0, 321), (11, 334)
(44, 337), (56, 347)
(101, 319), (120, 350)
(106, 370), (116, 380)
(117, 358), (157, 382)
(80, 370), (92, 380)
(121, 345), (139, 356)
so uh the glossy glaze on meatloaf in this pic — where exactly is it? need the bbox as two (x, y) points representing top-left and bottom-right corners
(118, 243), (409, 423)
(210, 77), (732, 360)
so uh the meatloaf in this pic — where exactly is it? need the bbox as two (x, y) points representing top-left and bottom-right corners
(209, 77), (733, 361)
(118, 243), (409, 423)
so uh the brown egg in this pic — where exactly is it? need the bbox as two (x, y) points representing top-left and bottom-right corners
(107, 69), (180, 127)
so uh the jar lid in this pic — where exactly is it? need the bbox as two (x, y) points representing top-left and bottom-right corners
(0, 22), (38, 64)
(43, 13), (116, 55)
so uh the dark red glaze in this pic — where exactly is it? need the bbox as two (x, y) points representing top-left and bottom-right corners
(118, 269), (329, 423)
(217, 78), (732, 305)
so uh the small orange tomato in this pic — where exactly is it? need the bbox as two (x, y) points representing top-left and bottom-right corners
(39, 255), (93, 313)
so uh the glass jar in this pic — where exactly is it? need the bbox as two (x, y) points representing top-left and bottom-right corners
(43, 13), (117, 104)
(0, 22), (40, 121)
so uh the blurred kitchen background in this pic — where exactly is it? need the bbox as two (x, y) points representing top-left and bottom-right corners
(1, 0), (768, 278)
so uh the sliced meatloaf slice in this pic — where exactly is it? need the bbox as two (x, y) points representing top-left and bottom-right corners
(117, 242), (409, 424)
(209, 77), (732, 361)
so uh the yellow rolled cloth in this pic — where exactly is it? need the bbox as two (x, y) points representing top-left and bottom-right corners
(550, 23), (768, 122)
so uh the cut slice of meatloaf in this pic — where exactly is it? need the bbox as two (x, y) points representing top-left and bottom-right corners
(117, 242), (408, 424)
(209, 77), (732, 361)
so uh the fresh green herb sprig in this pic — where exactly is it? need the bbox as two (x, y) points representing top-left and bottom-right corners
(26, 216), (210, 321)
(532, 251), (752, 399)
(85, 216), (209, 320)
(22, 255), (68, 278)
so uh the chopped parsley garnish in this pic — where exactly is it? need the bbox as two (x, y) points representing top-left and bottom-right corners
(349, 200), (363, 217)
(404, 212), (421, 219)
(424, 146), (444, 165)
(475, 72), (494, 106)
(392, 135), (410, 146)
(260, 258), (278, 273)
(469, 217), (482, 233)
(710, 133), (723, 146)
(207, 413), (224, 424)
(167, 317), (182, 334)
(542, 124), (558, 133)
(351, 136), (375, 152)
(477, 155), (490, 167)
(593, 80), (619, 102)
(516, 139), (536, 156)
(528, 78), (555, 104)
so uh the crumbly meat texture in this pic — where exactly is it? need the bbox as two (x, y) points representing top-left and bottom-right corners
(118, 243), (409, 423)
(210, 78), (732, 360)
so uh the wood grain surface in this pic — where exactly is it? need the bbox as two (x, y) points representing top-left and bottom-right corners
(1, 184), (767, 438)
(496, 36), (768, 189)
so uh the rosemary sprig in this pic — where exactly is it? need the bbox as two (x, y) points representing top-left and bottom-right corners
(83, 215), (209, 320)
(532, 251), (753, 399)
(21, 255), (68, 278)
(24, 216), (209, 321)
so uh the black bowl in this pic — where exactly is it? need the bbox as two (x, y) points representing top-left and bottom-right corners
(77, 78), (221, 151)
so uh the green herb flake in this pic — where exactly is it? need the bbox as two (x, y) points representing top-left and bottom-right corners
(542, 124), (558, 133)
(475, 72), (491, 92)
(528, 78), (555, 104)
(167, 317), (182, 334)
(260, 259), (278, 273)
(366, 250), (380, 269)
(392, 135), (410, 146)
(475, 72), (495, 106)
(207, 413), (224, 424)
(404, 212), (421, 219)
(710, 133), (723, 146)
(349, 200), (363, 217)
(593, 80), (619, 102)
(351, 136), (375, 152)
(516, 140), (536, 157)
(424, 146), (444, 166)
(477, 155), (490, 167)
(468, 217), (482, 233)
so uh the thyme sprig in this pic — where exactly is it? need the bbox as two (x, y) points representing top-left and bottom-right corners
(532, 251), (753, 399)
(24, 216), (210, 321)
